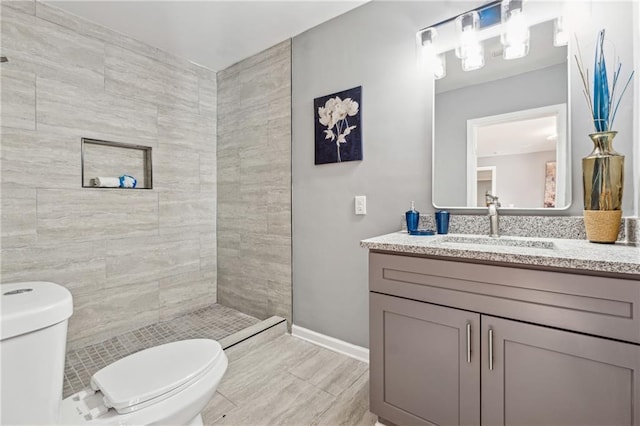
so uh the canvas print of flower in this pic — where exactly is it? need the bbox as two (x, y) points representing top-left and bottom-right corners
(314, 86), (362, 165)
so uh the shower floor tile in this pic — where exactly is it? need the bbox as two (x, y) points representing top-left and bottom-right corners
(63, 304), (260, 397)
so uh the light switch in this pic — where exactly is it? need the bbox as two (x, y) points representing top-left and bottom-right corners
(355, 195), (367, 215)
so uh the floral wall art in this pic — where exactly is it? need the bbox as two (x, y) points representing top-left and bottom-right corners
(314, 86), (362, 164)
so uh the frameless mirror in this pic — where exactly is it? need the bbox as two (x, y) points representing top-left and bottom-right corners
(430, 7), (571, 210)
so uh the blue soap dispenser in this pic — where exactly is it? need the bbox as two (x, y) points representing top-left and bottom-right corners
(405, 201), (420, 232)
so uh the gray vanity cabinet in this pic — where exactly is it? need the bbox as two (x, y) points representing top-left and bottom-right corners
(369, 252), (640, 426)
(370, 292), (480, 426)
(481, 316), (640, 426)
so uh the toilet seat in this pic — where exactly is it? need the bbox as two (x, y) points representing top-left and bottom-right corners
(91, 339), (223, 414)
(59, 339), (228, 425)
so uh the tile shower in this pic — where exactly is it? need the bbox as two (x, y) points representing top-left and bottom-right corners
(0, 0), (292, 363)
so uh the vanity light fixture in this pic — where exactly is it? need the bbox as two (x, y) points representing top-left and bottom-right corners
(501, 0), (530, 59)
(553, 16), (569, 46)
(455, 11), (485, 71)
(419, 27), (447, 79)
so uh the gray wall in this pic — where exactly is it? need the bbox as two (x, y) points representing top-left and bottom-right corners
(433, 64), (567, 207)
(0, 1), (217, 349)
(635, 1), (640, 217)
(216, 41), (292, 325)
(478, 150), (556, 208)
(292, 1), (637, 348)
(292, 1), (463, 348)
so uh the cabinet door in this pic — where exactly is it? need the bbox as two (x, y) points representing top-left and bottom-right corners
(370, 292), (480, 426)
(482, 315), (640, 426)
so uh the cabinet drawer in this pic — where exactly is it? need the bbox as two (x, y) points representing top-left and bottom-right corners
(370, 252), (640, 344)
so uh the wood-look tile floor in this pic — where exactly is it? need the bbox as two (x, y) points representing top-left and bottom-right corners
(203, 334), (377, 426)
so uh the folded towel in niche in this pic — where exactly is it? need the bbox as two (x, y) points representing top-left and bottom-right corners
(93, 177), (120, 187)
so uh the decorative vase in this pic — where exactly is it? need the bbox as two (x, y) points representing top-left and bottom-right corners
(582, 131), (624, 243)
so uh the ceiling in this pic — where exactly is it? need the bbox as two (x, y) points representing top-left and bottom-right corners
(45, 0), (367, 71)
(476, 115), (558, 157)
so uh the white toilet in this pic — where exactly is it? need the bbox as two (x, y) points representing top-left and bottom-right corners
(1, 281), (228, 425)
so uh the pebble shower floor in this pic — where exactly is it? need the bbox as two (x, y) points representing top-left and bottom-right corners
(63, 304), (259, 397)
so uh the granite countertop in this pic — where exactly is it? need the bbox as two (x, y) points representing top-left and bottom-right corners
(361, 232), (640, 276)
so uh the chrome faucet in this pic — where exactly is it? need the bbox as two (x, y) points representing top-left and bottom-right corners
(485, 192), (501, 237)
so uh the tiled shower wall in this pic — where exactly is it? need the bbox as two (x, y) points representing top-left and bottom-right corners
(0, 1), (217, 349)
(217, 40), (292, 325)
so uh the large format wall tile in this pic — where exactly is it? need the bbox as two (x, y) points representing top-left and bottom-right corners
(159, 190), (214, 236)
(240, 234), (290, 268)
(267, 279), (292, 324)
(1, 130), (80, 189)
(1, 5), (104, 89)
(0, 69), (36, 130)
(159, 270), (215, 321)
(0, 240), (106, 292)
(200, 151), (217, 187)
(105, 45), (199, 113)
(105, 235), (200, 287)
(0, 4), (216, 345)
(3, 0), (35, 15)
(157, 105), (215, 152)
(198, 67), (217, 117)
(153, 143), (200, 191)
(238, 55), (291, 110)
(242, 252), (291, 286)
(240, 144), (290, 192)
(36, 77), (158, 144)
(36, 189), (159, 243)
(68, 280), (159, 349)
(1, 186), (37, 248)
(217, 272), (268, 320)
(200, 231), (217, 277)
(268, 108), (292, 150)
(268, 188), (291, 236)
(217, 40), (292, 323)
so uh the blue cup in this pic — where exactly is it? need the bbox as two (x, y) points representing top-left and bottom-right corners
(435, 211), (450, 234)
(406, 211), (420, 232)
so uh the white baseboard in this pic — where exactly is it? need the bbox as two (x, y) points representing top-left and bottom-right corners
(291, 324), (369, 364)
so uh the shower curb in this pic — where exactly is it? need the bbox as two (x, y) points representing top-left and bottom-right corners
(220, 316), (287, 362)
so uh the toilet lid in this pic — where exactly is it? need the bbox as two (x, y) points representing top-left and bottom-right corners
(90, 339), (223, 414)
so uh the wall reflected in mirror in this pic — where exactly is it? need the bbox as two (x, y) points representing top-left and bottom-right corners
(430, 13), (570, 210)
(470, 103), (566, 208)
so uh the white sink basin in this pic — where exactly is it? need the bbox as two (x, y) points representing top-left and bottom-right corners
(438, 235), (556, 250)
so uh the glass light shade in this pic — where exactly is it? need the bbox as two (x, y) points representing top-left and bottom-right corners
(503, 43), (528, 60)
(554, 17), (569, 46)
(433, 53), (446, 79)
(455, 11), (480, 59)
(462, 50), (484, 71)
(419, 27), (446, 79)
(501, 0), (530, 59)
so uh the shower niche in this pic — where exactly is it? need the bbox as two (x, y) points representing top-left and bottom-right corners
(81, 138), (153, 189)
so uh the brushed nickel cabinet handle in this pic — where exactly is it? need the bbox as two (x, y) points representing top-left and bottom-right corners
(488, 328), (494, 371)
(466, 323), (472, 363)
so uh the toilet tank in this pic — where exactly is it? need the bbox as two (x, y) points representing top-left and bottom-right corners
(1, 282), (73, 425)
